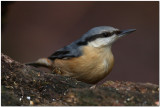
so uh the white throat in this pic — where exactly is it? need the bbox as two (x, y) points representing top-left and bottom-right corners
(88, 34), (118, 47)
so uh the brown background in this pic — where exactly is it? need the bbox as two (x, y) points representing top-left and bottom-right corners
(1, 1), (159, 84)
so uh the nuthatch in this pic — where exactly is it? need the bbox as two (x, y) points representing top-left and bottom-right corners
(27, 26), (136, 85)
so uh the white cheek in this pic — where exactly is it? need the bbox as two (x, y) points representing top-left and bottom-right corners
(88, 35), (117, 47)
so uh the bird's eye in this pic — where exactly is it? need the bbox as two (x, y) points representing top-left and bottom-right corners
(102, 32), (111, 37)
(102, 33), (108, 37)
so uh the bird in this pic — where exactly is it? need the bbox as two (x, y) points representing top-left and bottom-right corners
(26, 26), (136, 87)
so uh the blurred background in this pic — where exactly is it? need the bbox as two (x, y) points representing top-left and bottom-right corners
(1, 1), (159, 84)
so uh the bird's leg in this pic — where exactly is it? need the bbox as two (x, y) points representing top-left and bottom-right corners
(52, 67), (62, 75)
(90, 85), (96, 89)
(90, 76), (108, 89)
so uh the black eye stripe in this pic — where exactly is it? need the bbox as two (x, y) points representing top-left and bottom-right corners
(114, 30), (122, 35)
(87, 30), (121, 41)
(102, 32), (112, 37)
(76, 30), (121, 46)
(103, 30), (122, 36)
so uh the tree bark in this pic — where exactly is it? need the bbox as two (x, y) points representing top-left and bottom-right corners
(1, 53), (159, 106)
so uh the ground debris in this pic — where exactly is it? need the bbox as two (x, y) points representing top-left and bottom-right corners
(1, 53), (159, 106)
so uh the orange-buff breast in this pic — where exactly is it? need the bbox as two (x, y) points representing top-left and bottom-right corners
(53, 46), (114, 84)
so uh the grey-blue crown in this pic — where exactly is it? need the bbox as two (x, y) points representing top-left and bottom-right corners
(82, 26), (119, 39)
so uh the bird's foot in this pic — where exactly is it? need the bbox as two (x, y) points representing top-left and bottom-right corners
(89, 85), (97, 89)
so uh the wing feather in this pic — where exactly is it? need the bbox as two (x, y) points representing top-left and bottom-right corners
(48, 42), (82, 60)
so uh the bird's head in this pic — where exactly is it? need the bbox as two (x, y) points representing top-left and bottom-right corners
(80, 26), (136, 48)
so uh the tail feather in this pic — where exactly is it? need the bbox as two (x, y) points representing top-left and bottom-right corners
(25, 58), (52, 68)
(25, 62), (41, 67)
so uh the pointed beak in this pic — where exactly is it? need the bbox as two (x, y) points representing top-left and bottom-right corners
(118, 29), (136, 37)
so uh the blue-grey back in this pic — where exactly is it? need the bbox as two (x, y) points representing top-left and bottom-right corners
(48, 26), (118, 60)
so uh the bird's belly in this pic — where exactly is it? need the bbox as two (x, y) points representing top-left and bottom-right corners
(54, 59), (109, 84)
(74, 64), (110, 84)
(53, 46), (114, 84)
(54, 57), (113, 84)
